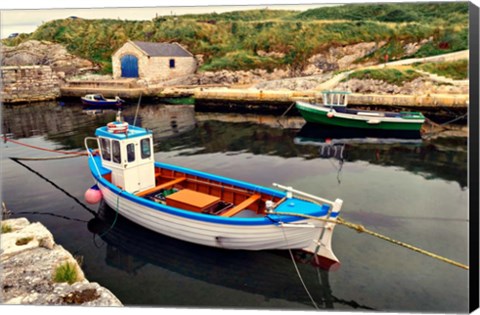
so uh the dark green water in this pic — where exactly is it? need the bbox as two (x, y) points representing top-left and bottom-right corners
(1, 101), (469, 312)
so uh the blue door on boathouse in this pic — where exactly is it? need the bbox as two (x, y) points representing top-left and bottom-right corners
(121, 55), (139, 78)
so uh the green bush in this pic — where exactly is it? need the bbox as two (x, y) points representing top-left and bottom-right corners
(201, 50), (280, 71)
(54, 262), (78, 285)
(413, 27), (468, 58)
(347, 68), (423, 85)
(1, 224), (13, 233)
(416, 59), (468, 80)
(378, 9), (419, 22)
(295, 2), (468, 23)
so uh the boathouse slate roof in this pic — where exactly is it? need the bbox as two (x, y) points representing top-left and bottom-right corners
(131, 41), (192, 57)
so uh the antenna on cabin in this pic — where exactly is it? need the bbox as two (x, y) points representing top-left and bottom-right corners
(133, 94), (142, 127)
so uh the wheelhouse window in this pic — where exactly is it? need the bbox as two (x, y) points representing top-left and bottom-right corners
(112, 140), (121, 164)
(127, 143), (135, 162)
(169, 59), (175, 68)
(100, 138), (111, 161)
(141, 138), (151, 159)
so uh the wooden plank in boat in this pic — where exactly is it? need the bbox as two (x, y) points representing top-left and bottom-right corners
(136, 177), (186, 197)
(221, 194), (261, 217)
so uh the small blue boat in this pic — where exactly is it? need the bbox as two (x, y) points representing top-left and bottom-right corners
(81, 94), (124, 108)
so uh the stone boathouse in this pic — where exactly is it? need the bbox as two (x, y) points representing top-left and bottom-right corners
(112, 40), (197, 82)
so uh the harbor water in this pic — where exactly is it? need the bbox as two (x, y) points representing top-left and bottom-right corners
(1, 101), (469, 312)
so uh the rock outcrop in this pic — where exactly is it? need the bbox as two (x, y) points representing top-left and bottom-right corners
(303, 41), (387, 76)
(1, 218), (122, 306)
(1, 40), (95, 77)
(336, 77), (469, 95)
(160, 68), (291, 87)
(143, 41), (385, 87)
(188, 41), (386, 86)
(1, 40), (98, 103)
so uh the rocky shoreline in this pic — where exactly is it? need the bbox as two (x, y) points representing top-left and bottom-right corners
(1, 217), (122, 306)
(1, 40), (469, 106)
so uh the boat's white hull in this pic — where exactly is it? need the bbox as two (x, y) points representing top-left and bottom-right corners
(98, 182), (339, 262)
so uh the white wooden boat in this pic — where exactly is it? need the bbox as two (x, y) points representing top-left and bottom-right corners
(85, 111), (344, 264)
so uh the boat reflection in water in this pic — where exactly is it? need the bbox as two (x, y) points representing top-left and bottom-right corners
(82, 104), (197, 140)
(294, 123), (423, 159)
(293, 124), (423, 183)
(87, 202), (373, 311)
(294, 123), (423, 148)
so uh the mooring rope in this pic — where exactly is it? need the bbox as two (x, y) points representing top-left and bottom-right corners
(424, 117), (446, 131)
(2, 135), (88, 156)
(90, 192), (121, 246)
(72, 194), (121, 256)
(423, 113), (468, 134)
(437, 112), (469, 126)
(8, 155), (85, 161)
(10, 158), (97, 216)
(268, 210), (469, 270)
(279, 223), (320, 310)
(103, 192), (121, 238)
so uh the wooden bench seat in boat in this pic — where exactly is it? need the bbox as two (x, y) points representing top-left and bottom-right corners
(220, 194), (261, 217)
(135, 177), (187, 197)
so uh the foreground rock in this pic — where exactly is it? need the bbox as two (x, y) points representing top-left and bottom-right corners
(1, 217), (122, 306)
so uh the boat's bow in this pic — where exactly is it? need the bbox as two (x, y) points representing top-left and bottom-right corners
(267, 183), (343, 264)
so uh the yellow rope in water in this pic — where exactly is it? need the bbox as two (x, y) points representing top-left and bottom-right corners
(268, 211), (469, 270)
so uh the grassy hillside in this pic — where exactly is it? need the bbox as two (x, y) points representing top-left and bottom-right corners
(296, 2), (468, 23)
(3, 3), (469, 74)
(416, 59), (469, 80)
(345, 68), (423, 85)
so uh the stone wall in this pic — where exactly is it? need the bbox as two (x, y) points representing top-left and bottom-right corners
(140, 56), (197, 83)
(112, 41), (197, 82)
(1, 65), (61, 103)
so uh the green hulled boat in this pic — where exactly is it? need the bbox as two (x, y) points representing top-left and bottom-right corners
(296, 91), (425, 131)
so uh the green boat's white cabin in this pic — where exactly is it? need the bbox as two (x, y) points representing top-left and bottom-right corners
(322, 90), (351, 107)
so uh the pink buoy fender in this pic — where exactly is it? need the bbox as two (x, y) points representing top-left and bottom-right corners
(85, 184), (103, 204)
(327, 112), (335, 118)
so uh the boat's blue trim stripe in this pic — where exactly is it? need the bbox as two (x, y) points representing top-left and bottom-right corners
(88, 156), (338, 226)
